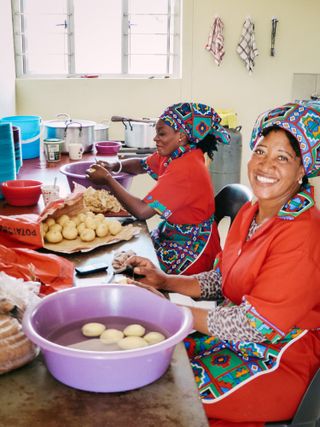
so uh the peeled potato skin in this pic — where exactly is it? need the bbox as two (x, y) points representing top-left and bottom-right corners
(81, 322), (106, 337)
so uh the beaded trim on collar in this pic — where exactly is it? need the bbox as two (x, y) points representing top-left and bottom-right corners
(278, 183), (314, 220)
(166, 143), (197, 166)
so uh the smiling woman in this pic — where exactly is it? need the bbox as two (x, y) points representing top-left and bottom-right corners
(248, 127), (305, 223)
(124, 100), (320, 426)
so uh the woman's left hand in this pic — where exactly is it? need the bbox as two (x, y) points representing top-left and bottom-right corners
(85, 163), (111, 185)
(126, 279), (166, 299)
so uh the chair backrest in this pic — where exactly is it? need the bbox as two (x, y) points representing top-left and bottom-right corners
(291, 367), (320, 425)
(214, 183), (253, 225)
(265, 367), (320, 426)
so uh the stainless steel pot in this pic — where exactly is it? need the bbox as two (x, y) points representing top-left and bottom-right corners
(123, 119), (157, 148)
(44, 115), (96, 153)
(94, 121), (110, 142)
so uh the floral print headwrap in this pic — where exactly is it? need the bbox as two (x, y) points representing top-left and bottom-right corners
(250, 100), (320, 178)
(159, 102), (230, 145)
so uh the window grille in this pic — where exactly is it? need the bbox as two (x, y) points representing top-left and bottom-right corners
(11, 0), (181, 78)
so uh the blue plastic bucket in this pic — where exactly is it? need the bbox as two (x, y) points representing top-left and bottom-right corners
(1, 115), (41, 159)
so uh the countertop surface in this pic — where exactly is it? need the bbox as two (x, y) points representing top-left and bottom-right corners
(0, 153), (209, 427)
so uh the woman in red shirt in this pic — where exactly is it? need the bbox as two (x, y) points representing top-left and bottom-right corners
(86, 102), (230, 275)
(127, 100), (320, 426)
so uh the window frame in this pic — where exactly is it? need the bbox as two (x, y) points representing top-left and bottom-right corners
(11, 0), (181, 79)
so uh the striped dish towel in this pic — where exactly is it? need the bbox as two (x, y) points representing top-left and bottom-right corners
(205, 16), (225, 66)
(236, 17), (259, 73)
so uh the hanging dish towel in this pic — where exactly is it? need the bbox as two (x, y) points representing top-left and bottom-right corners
(236, 17), (259, 73)
(205, 16), (225, 66)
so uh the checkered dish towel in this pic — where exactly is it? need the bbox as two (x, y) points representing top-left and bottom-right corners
(237, 17), (259, 73)
(205, 16), (225, 66)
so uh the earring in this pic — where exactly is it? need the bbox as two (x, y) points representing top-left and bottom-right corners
(298, 178), (303, 184)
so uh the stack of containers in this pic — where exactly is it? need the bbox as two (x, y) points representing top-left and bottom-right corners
(0, 123), (16, 200)
(12, 126), (23, 173)
(0, 115), (41, 159)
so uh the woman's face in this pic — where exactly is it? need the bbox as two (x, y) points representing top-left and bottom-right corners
(248, 129), (305, 205)
(154, 119), (184, 156)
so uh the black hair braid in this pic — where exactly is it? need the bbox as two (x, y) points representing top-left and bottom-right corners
(197, 134), (219, 160)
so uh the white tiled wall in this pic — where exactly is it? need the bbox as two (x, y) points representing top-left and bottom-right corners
(292, 73), (320, 101)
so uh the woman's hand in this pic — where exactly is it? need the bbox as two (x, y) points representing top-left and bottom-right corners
(126, 279), (166, 299)
(126, 255), (168, 290)
(85, 163), (111, 185)
(96, 160), (121, 173)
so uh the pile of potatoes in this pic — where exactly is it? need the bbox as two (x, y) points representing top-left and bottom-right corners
(42, 212), (123, 244)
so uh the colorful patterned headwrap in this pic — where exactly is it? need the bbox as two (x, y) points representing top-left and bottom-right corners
(250, 100), (320, 178)
(159, 102), (230, 145)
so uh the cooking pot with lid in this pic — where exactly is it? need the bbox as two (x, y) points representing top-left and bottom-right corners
(44, 114), (96, 153)
(94, 120), (110, 142)
(112, 116), (157, 148)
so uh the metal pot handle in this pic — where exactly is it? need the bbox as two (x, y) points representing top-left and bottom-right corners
(64, 121), (83, 137)
(56, 113), (71, 122)
(100, 119), (110, 126)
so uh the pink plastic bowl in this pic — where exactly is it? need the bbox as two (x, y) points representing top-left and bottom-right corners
(22, 284), (193, 392)
(95, 141), (122, 155)
(1, 179), (42, 206)
(60, 160), (133, 192)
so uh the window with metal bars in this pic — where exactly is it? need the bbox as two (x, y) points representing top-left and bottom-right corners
(11, 0), (181, 78)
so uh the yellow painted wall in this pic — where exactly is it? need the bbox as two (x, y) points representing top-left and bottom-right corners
(15, 0), (320, 200)
(0, 0), (16, 116)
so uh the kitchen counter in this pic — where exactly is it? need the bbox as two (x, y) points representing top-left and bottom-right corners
(0, 154), (209, 427)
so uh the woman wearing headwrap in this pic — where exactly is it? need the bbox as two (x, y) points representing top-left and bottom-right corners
(126, 101), (320, 426)
(86, 102), (230, 275)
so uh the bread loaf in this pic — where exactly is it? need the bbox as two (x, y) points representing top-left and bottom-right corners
(0, 314), (38, 374)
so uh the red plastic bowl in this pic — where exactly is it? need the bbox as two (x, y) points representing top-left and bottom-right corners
(95, 141), (122, 155)
(1, 179), (42, 206)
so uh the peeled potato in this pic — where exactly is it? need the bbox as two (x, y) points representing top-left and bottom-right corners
(86, 211), (95, 218)
(108, 220), (122, 235)
(100, 328), (124, 344)
(70, 215), (81, 226)
(144, 331), (166, 345)
(45, 217), (56, 227)
(118, 336), (148, 350)
(77, 222), (86, 234)
(63, 220), (77, 229)
(95, 213), (105, 222)
(57, 214), (70, 226)
(82, 322), (106, 337)
(49, 223), (62, 232)
(62, 226), (78, 240)
(41, 222), (49, 233)
(80, 228), (95, 242)
(77, 212), (87, 223)
(85, 216), (97, 230)
(96, 222), (109, 238)
(45, 229), (63, 243)
(123, 324), (146, 337)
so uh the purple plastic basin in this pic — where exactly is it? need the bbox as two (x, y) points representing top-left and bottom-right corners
(95, 141), (122, 155)
(60, 160), (133, 192)
(22, 284), (193, 392)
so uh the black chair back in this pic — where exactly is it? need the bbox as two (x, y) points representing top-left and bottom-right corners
(265, 367), (320, 426)
(214, 183), (253, 225)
